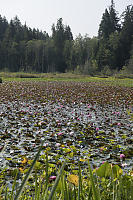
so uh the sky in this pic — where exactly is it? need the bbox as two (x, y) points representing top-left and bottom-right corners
(0, 0), (133, 38)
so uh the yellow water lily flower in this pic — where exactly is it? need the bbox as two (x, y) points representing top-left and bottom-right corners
(67, 174), (79, 186)
(21, 157), (28, 165)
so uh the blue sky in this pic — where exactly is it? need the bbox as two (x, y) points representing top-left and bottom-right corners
(0, 0), (132, 38)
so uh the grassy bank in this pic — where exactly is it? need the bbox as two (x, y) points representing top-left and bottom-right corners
(0, 72), (133, 87)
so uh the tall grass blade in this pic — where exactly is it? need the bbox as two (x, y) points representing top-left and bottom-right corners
(14, 140), (45, 200)
(61, 171), (65, 199)
(48, 162), (66, 200)
(42, 186), (48, 200)
(74, 185), (76, 200)
(45, 151), (49, 188)
(78, 162), (82, 200)
(35, 173), (38, 200)
(64, 176), (68, 200)
(10, 170), (18, 200)
(4, 186), (8, 200)
(0, 142), (8, 156)
(0, 185), (4, 199)
(88, 160), (101, 200)
(131, 180), (133, 200)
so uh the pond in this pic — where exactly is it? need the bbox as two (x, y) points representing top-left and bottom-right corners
(0, 81), (133, 187)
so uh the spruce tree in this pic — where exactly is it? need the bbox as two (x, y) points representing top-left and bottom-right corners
(98, 8), (111, 39)
(119, 5), (133, 68)
(52, 18), (73, 72)
(98, 0), (120, 39)
(109, 0), (120, 33)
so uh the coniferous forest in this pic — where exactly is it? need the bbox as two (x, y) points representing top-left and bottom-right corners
(0, 1), (133, 75)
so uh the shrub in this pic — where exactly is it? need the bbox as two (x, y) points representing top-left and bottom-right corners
(0, 77), (2, 83)
(16, 73), (39, 78)
(115, 66), (133, 79)
(101, 65), (112, 76)
(83, 60), (98, 76)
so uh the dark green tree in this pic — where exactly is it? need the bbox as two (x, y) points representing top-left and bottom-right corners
(52, 18), (73, 72)
(119, 5), (133, 68)
(0, 15), (8, 40)
(98, 0), (120, 39)
(98, 9), (112, 39)
(109, 0), (120, 32)
(97, 0), (121, 70)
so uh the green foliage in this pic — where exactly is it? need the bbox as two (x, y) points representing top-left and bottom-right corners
(95, 162), (123, 179)
(125, 45), (133, 74)
(95, 162), (112, 178)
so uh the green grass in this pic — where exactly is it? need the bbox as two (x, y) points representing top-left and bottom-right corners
(0, 72), (133, 87)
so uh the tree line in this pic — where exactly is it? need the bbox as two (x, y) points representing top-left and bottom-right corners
(0, 0), (133, 74)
